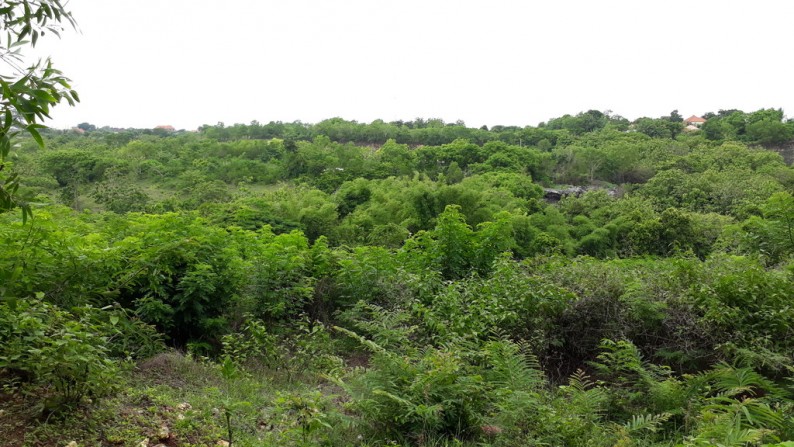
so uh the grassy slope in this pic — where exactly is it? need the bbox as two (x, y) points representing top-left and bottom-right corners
(1, 352), (355, 447)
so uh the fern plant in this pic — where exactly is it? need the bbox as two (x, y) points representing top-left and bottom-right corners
(334, 327), (548, 444)
(591, 339), (686, 423)
(682, 363), (790, 446)
(610, 412), (674, 447)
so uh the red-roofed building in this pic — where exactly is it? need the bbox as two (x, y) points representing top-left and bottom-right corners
(684, 116), (706, 128)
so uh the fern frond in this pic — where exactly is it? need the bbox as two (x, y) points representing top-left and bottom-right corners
(721, 342), (792, 373)
(482, 339), (543, 391)
(707, 362), (787, 398)
(568, 369), (596, 392)
(333, 325), (387, 354)
(561, 372), (608, 416)
(622, 412), (672, 433)
(372, 389), (415, 409)
(514, 338), (542, 370)
(689, 411), (772, 447)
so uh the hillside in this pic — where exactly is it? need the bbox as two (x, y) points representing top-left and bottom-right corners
(3, 110), (794, 446)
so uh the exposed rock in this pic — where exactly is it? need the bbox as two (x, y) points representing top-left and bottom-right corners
(216, 441), (230, 447)
(137, 439), (149, 447)
(157, 425), (170, 441)
(543, 186), (588, 202)
(177, 402), (192, 411)
(770, 141), (794, 165)
(543, 188), (564, 202)
(543, 186), (618, 202)
(65, 442), (79, 447)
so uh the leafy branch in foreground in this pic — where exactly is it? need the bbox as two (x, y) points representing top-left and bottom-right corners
(0, 0), (78, 220)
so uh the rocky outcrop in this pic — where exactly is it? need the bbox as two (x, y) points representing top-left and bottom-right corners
(770, 141), (794, 165)
(543, 186), (618, 203)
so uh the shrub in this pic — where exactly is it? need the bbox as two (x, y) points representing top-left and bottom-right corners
(337, 333), (544, 443)
(0, 296), (120, 412)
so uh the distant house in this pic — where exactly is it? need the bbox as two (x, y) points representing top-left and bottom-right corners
(684, 115), (706, 128)
(155, 125), (176, 132)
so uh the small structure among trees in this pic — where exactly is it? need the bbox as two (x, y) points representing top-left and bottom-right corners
(684, 115), (706, 130)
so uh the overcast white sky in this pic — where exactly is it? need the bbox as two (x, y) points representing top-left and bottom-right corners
(28, 0), (794, 130)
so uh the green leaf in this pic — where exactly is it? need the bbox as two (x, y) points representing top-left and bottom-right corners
(32, 88), (57, 103)
(26, 125), (44, 147)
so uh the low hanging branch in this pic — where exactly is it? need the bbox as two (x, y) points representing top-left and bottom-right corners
(0, 0), (79, 221)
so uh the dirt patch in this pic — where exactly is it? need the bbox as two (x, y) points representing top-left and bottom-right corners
(135, 351), (190, 387)
(345, 351), (371, 369)
(0, 390), (29, 447)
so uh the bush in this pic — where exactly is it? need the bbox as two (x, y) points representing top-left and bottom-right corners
(0, 296), (120, 412)
(338, 334), (544, 443)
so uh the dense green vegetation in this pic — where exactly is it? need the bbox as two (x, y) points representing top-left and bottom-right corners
(3, 107), (794, 446)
